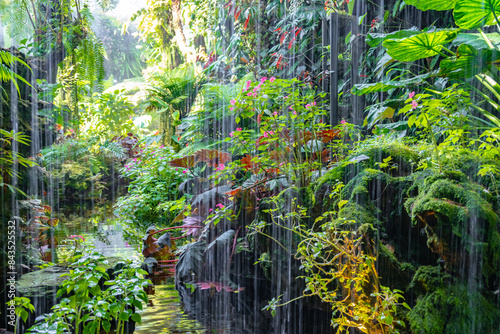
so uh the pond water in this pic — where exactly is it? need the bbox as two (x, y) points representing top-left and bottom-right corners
(62, 215), (208, 334)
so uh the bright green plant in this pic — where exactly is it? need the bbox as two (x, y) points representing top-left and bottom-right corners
(0, 129), (37, 195)
(27, 251), (150, 334)
(0, 50), (31, 94)
(258, 188), (409, 333)
(115, 143), (187, 230)
(398, 85), (472, 171)
(103, 263), (150, 333)
(6, 297), (35, 334)
(225, 77), (346, 187)
(79, 90), (136, 143)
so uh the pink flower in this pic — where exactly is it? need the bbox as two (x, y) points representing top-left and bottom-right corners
(270, 77), (276, 83)
(209, 208), (213, 213)
(260, 77), (268, 83)
(230, 99), (236, 105)
(183, 170), (187, 174)
(409, 91), (415, 99)
(289, 106), (293, 110)
(263, 132), (269, 138)
(186, 143), (189, 147)
(312, 101), (316, 106)
(340, 120), (347, 124)
(411, 100), (418, 109)
(305, 104), (311, 109)
(229, 107), (234, 111)
(273, 112), (278, 116)
(253, 92), (257, 97)
(236, 127), (242, 131)
(176, 168), (178, 171)
(160, 145), (164, 148)
(230, 132), (235, 137)
(216, 164), (225, 171)
(246, 80), (251, 88)
(293, 111), (297, 115)
(247, 92), (253, 97)
(216, 203), (225, 209)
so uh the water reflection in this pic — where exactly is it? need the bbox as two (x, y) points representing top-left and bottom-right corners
(134, 281), (207, 334)
(62, 215), (206, 334)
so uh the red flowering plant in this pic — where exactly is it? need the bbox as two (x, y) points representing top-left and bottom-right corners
(222, 77), (344, 191)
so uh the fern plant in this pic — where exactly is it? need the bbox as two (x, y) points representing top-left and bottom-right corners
(0, 50), (31, 94)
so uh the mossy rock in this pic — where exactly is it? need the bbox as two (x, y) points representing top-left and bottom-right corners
(404, 170), (500, 279)
(408, 265), (451, 294)
(17, 256), (126, 297)
(377, 242), (415, 290)
(408, 285), (500, 334)
(350, 139), (420, 176)
(17, 266), (69, 297)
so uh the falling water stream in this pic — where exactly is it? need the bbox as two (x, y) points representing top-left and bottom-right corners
(3, 1), (500, 333)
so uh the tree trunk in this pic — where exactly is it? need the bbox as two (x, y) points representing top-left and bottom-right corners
(171, 0), (196, 63)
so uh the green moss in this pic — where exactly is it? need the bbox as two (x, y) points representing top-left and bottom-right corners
(404, 170), (500, 278)
(409, 285), (500, 334)
(408, 265), (451, 294)
(377, 242), (415, 289)
(338, 202), (381, 227)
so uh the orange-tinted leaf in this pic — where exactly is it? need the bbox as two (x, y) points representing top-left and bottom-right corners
(195, 149), (231, 167)
(42, 205), (52, 214)
(319, 129), (341, 143)
(295, 27), (302, 37)
(235, 8), (241, 20)
(168, 155), (197, 168)
(240, 154), (258, 172)
(288, 37), (296, 49)
(244, 14), (251, 30)
(225, 187), (243, 197)
(47, 219), (59, 227)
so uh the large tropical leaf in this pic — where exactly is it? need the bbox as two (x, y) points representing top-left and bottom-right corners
(405, 0), (457, 11)
(454, 0), (500, 29)
(383, 30), (458, 62)
(440, 45), (500, 78)
(366, 27), (421, 47)
(205, 230), (235, 253)
(452, 33), (500, 50)
(176, 240), (206, 282)
(191, 185), (231, 207)
(352, 72), (436, 95)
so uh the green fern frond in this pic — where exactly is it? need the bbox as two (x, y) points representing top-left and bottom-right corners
(0, 50), (31, 94)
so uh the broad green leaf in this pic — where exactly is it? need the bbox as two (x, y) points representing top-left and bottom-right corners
(452, 33), (500, 50)
(366, 27), (420, 47)
(352, 72), (436, 95)
(383, 30), (458, 62)
(131, 313), (142, 324)
(440, 45), (500, 78)
(454, 0), (500, 29)
(405, 0), (457, 11)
